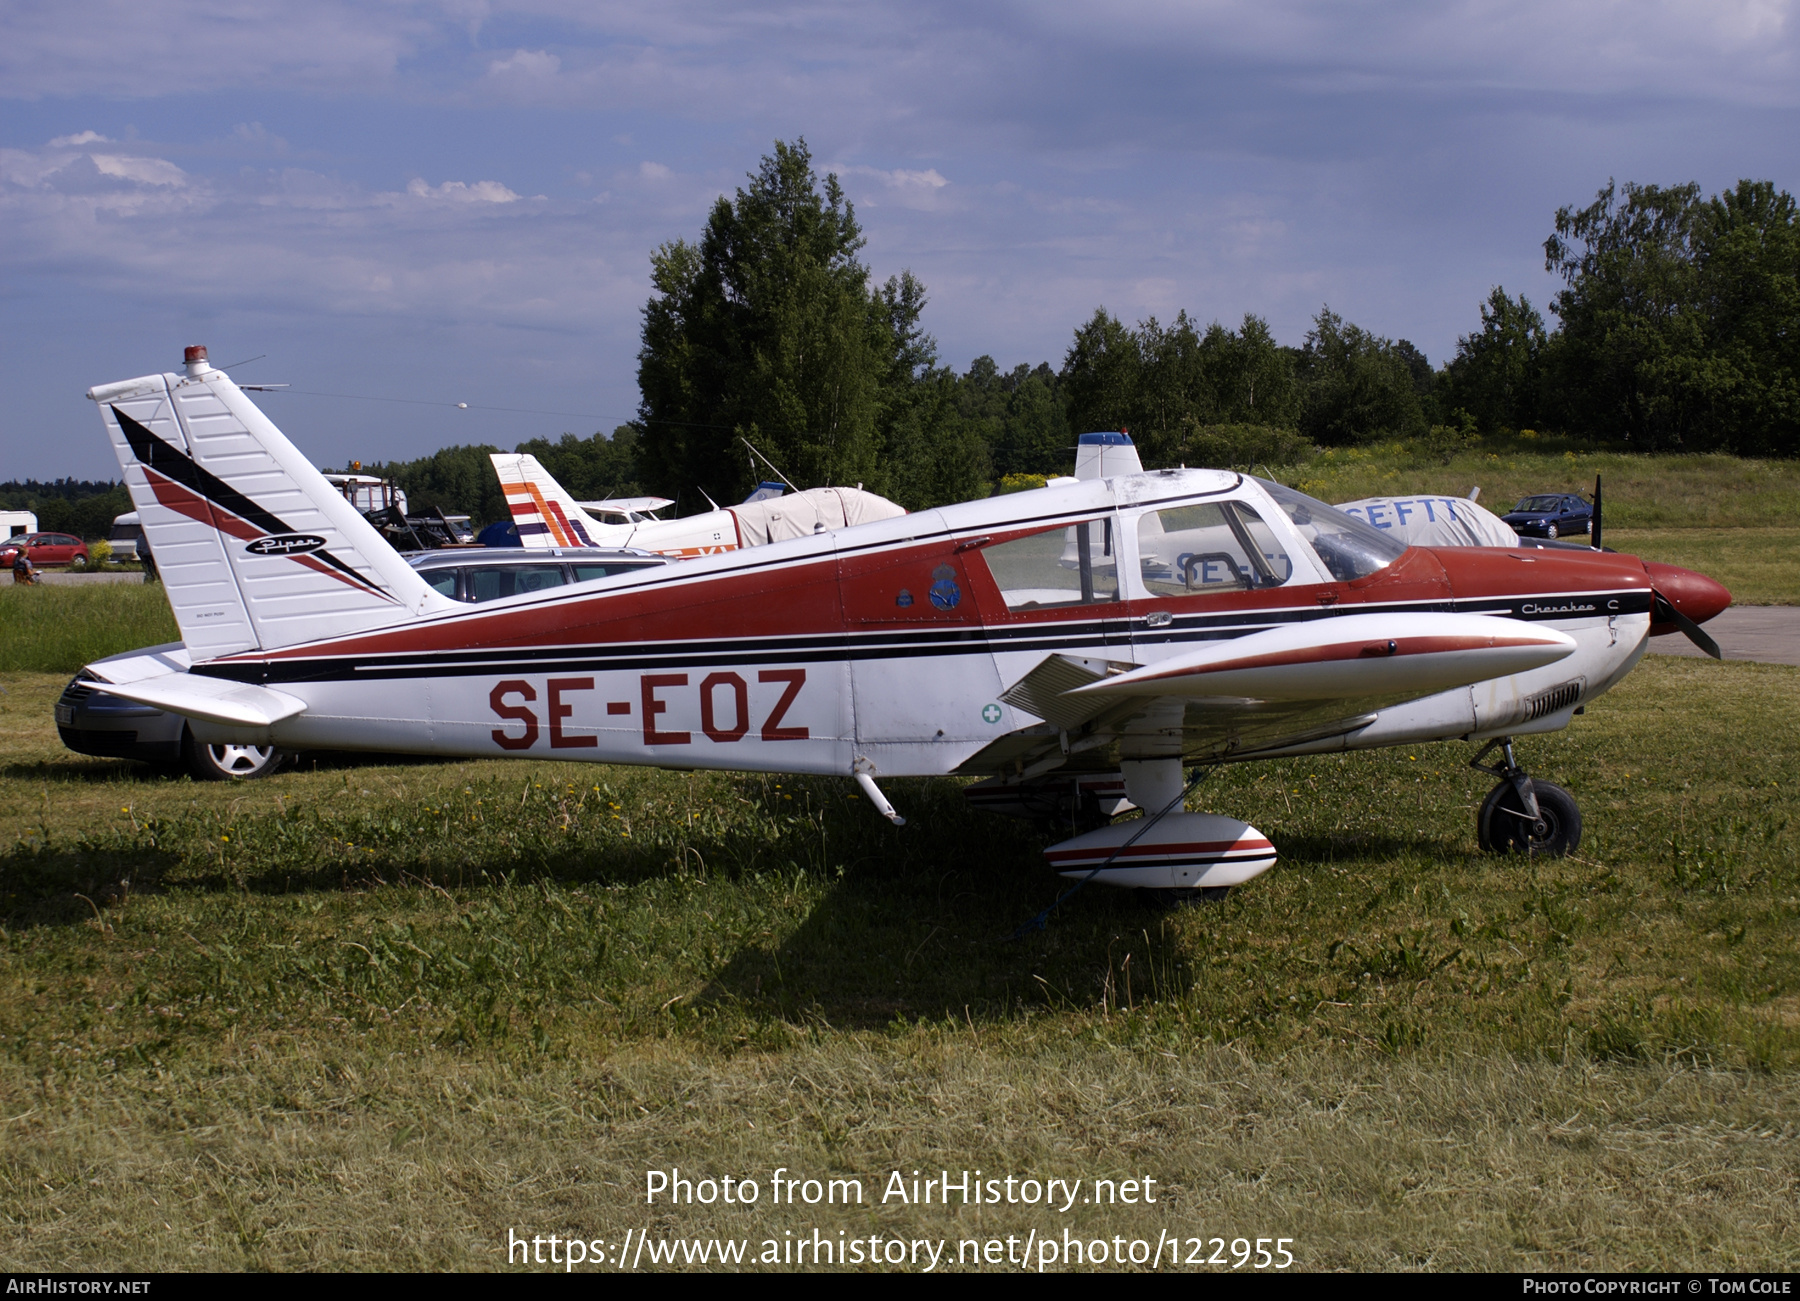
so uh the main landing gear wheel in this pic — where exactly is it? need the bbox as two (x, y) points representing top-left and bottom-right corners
(182, 726), (288, 781)
(1470, 737), (1582, 857)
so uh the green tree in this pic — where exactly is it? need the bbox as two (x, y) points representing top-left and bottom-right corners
(377, 444), (508, 526)
(1295, 306), (1429, 445)
(1441, 287), (1547, 433)
(1690, 180), (1800, 456)
(514, 426), (646, 502)
(1542, 180), (1709, 448)
(1060, 308), (1142, 437)
(637, 139), (930, 504)
(882, 368), (993, 510)
(1061, 309), (1304, 461)
(992, 363), (1072, 478)
(1200, 314), (1300, 429)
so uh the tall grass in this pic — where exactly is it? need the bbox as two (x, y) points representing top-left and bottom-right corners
(0, 583), (178, 673)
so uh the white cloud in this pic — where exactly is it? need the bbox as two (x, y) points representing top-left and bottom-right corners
(638, 161), (673, 181)
(845, 166), (948, 190)
(90, 155), (187, 187)
(488, 48), (561, 78)
(48, 130), (111, 147)
(404, 177), (523, 203)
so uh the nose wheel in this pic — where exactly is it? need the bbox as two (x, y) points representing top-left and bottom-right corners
(1470, 738), (1582, 857)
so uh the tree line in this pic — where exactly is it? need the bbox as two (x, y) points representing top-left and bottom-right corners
(0, 480), (131, 541)
(621, 142), (1799, 512)
(26, 146), (1798, 532)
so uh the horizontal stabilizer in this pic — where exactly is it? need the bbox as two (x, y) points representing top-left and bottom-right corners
(93, 673), (307, 729)
(1071, 612), (1575, 702)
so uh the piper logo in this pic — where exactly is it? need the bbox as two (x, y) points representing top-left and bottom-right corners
(246, 533), (328, 556)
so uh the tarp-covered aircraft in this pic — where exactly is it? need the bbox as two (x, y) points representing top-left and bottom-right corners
(83, 348), (1731, 900)
(490, 451), (905, 557)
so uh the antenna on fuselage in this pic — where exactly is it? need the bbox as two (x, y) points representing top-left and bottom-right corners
(739, 436), (799, 493)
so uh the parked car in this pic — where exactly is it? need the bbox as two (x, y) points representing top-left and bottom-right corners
(54, 547), (672, 779)
(1501, 494), (1593, 540)
(2, 532), (91, 570)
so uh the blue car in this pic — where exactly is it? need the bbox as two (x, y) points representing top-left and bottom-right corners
(1502, 493), (1593, 540)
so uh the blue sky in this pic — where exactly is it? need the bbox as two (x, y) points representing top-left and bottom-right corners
(4, 0), (1797, 480)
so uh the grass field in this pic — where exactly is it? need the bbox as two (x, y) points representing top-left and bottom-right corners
(0, 583), (178, 673)
(1286, 434), (1800, 530)
(3, 643), (1797, 1271)
(3, 443), (1795, 1270)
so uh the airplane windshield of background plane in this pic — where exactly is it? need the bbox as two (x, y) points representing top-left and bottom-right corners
(1253, 478), (1408, 582)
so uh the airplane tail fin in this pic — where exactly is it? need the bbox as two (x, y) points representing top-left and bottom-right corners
(1073, 431), (1143, 480)
(490, 452), (620, 549)
(88, 347), (455, 659)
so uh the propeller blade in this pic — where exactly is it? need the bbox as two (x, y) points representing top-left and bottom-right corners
(1654, 592), (1723, 659)
(1591, 473), (1603, 551)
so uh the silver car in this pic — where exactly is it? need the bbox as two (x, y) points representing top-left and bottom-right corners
(55, 546), (670, 779)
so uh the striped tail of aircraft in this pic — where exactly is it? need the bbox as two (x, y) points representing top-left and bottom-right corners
(490, 452), (627, 549)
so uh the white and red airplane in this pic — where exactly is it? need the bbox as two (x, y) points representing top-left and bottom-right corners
(82, 347), (1731, 900)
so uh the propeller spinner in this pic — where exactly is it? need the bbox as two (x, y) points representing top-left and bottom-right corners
(1644, 561), (1732, 659)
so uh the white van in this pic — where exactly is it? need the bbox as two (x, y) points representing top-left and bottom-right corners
(109, 511), (142, 561)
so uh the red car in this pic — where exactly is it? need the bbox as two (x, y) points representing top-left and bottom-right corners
(2, 532), (91, 570)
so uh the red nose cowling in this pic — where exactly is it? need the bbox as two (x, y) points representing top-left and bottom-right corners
(1644, 561), (1732, 635)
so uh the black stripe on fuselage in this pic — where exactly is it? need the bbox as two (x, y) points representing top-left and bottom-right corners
(189, 589), (1653, 685)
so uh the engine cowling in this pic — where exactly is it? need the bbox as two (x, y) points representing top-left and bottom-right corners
(1043, 813), (1277, 890)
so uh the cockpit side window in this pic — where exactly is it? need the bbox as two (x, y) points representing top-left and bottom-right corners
(1137, 500), (1295, 596)
(978, 519), (1120, 610)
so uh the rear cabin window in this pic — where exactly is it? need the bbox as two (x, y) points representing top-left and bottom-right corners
(980, 519), (1119, 609)
(1137, 502), (1293, 595)
(463, 565), (568, 602)
(570, 561), (656, 583)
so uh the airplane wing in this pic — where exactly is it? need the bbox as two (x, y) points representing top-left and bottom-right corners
(956, 612), (1576, 778)
(86, 672), (307, 729)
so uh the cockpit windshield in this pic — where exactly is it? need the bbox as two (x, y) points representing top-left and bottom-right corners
(1251, 478), (1409, 582)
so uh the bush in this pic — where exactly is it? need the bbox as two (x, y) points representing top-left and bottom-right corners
(994, 472), (1049, 494)
(87, 539), (112, 566)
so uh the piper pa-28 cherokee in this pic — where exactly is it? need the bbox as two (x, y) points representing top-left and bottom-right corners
(84, 347), (1731, 902)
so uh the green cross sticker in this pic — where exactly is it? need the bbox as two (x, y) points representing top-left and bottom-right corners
(982, 703), (1002, 724)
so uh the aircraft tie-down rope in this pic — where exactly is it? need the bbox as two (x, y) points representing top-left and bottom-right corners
(1006, 767), (1214, 941)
